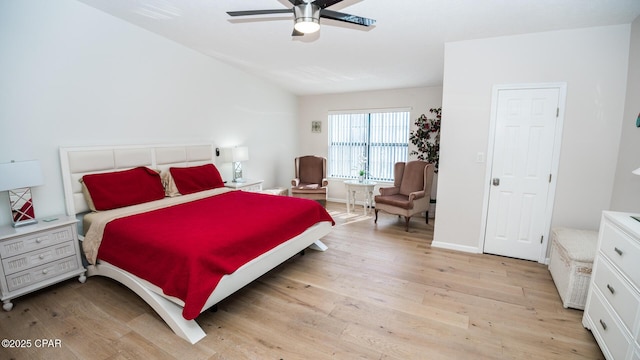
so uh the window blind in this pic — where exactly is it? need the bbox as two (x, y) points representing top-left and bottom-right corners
(328, 110), (409, 181)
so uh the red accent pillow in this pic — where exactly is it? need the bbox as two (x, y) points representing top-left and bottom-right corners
(169, 164), (224, 195)
(82, 167), (165, 211)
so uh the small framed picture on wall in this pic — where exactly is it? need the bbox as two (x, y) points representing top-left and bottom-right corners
(311, 121), (322, 133)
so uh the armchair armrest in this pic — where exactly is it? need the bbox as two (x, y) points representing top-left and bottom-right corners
(322, 178), (328, 187)
(291, 178), (300, 187)
(378, 186), (400, 196)
(408, 190), (426, 202)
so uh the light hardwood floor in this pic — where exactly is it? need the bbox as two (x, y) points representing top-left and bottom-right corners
(0, 202), (603, 359)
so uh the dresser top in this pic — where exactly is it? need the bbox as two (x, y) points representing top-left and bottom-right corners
(0, 215), (77, 240)
(602, 211), (640, 239)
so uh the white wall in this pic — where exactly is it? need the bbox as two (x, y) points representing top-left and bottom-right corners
(0, 0), (298, 227)
(297, 87), (443, 202)
(611, 16), (640, 212)
(435, 25), (630, 253)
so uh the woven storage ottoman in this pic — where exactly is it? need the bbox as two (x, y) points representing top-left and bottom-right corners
(548, 228), (598, 310)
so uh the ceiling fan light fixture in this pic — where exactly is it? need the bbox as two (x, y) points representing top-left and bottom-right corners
(294, 18), (320, 33)
(293, 3), (320, 34)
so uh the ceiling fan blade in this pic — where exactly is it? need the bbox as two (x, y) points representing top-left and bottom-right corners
(292, 28), (304, 36)
(313, 0), (345, 9)
(227, 9), (292, 17)
(320, 9), (375, 27)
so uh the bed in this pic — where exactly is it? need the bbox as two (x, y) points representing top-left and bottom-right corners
(59, 144), (333, 344)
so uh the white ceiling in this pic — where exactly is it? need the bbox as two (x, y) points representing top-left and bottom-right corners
(77, 0), (640, 96)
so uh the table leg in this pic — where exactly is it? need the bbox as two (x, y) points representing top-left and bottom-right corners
(346, 188), (351, 214)
(351, 190), (356, 214)
(365, 190), (373, 215)
(363, 191), (367, 215)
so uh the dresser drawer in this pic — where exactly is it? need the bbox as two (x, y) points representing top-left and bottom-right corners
(1, 241), (78, 276)
(5, 256), (80, 292)
(593, 257), (639, 332)
(0, 226), (75, 259)
(600, 221), (640, 288)
(587, 290), (632, 360)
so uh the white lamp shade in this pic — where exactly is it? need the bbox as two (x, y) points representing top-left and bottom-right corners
(231, 147), (249, 162)
(0, 160), (44, 191)
(633, 167), (640, 176)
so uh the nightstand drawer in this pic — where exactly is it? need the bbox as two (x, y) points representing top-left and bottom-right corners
(6, 256), (80, 292)
(2, 241), (78, 276)
(587, 290), (632, 360)
(600, 221), (640, 288)
(224, 180), (264, 192)
(240, 184), (262, 192)
(0, 226), (75, 259)
(593, 257), (639, 331)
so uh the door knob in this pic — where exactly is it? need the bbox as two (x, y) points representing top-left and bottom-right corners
(492, 178), (500, 186)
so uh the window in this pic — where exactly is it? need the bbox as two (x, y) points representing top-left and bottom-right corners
(328, 109), (410, 182)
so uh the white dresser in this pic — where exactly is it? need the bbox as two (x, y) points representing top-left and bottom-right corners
(0, 216), (86, 311)
(583, 211), (640, 360)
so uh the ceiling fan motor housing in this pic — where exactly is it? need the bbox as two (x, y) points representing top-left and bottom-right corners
(294, 3), (321, 33)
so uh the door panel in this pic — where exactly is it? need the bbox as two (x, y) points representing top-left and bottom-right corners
(484, 88), (560, 261)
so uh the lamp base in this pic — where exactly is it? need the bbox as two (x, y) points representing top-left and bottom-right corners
(232, 161), (244, 183)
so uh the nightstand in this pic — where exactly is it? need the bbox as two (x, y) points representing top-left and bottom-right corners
(224, 179), (264, 192)
(0, 216), (86, 311)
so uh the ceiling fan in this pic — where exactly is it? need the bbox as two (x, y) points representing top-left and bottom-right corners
(227, 0), (376, 36)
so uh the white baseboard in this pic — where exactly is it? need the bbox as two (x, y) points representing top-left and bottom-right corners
(431, 241), (480, 254)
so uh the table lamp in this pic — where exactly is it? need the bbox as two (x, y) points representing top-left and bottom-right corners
(0, 160), (44, 227)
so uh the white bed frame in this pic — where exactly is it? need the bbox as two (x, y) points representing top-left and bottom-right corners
(59, 143), (330, 344)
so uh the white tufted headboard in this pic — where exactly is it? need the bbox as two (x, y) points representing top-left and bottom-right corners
(59, 144), (216, 216)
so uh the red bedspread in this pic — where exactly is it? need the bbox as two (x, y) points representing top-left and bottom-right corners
(96, 191), (334, 320)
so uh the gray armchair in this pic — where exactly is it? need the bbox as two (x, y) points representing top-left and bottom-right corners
(291, 155), (328, 206)
(374, 161), (434, 231)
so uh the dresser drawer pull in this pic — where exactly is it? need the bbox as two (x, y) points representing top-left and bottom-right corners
(36, 238), (43, 244)
(599, 319), (607, 330)
(614, 247), (623, 256)
(606, 284), (615, 294)
(42, 269), (48, 275)
(39, 254), (45, 260)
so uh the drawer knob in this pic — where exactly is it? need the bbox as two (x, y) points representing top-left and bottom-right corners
(599, 319), (607, 331)
(36, 238), (43, 243)
(42, 269), (48, 275)
(614, 247), (623, 256)
(39, 254), (45, 260)
(606, 284), (615, 294)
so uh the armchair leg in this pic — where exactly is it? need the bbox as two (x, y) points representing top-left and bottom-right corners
(426, 211), (429, 224)
(404, 217), (411, 232)
(374, 209), (378, 223)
